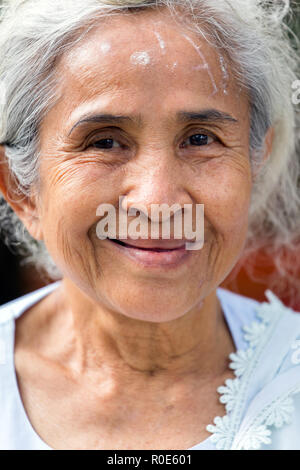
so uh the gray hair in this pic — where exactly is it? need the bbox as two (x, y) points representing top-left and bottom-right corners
(0, 0), (299, 298)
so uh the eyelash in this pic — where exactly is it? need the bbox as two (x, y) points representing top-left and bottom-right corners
(86, 129), (219, 151)
(180, 133), (216, 149)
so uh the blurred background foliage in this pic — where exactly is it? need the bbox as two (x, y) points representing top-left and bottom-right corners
(291, 0), (300, 36)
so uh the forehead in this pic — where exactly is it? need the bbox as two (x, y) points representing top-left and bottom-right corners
(54, 9), (247, 127)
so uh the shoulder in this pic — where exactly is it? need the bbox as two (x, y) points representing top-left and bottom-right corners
(217, 286), (261, 309)
(234, 290), (300, 449)
(0, 282), (61, 325)
(217, 287), (261, 323)
(217, 287), (264, 351)
(218, 287), (300, 388)
(227, 288), (300, 376)
(217, 286), (300, 340)
(208, 288), (300, 450)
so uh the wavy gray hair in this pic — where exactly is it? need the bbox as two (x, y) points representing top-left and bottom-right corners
(0, 0), (299, 295)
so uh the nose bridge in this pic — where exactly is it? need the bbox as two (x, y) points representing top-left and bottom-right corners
(140, 151), (172, 202)
(123, 145), (192, 210)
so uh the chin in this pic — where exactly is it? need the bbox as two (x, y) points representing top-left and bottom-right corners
(106, 292), (193, 323)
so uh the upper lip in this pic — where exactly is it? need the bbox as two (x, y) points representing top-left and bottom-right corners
(109, 238), (187, 250)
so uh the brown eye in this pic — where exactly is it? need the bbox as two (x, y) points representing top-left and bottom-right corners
(92, 138), (121, 149)
(187, 134), (214, 147)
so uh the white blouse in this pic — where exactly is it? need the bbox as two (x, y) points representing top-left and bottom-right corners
(0, 283), (299, 450)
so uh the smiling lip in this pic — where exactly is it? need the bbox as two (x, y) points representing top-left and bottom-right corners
(107, 238), (191, 268)
(112, 238), (187, 250)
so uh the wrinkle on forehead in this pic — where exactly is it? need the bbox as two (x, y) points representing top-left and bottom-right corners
(55, 11), (238, 115)
(219, 54), (229, 95)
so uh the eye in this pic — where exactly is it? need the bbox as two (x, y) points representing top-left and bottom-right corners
(92, 138), (122, 150)
(181, 133), (215, 148)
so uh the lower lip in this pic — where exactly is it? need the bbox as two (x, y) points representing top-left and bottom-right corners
(107, 239), (191, 269)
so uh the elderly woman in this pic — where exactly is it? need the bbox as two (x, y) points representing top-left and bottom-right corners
(0, 0), (299, 451)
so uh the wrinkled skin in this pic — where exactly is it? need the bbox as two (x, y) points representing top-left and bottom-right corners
(0, 8), (272, 450)
(36, 11), (253, 321)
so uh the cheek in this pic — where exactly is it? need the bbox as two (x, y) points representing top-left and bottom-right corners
(38, 159), (122, 235)
(193, 158), (252, 238)
(37, 154), (251, 255)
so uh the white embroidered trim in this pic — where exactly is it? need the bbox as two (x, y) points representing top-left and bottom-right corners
(233, 387), (300, 450)
(206, 290), (300, 450)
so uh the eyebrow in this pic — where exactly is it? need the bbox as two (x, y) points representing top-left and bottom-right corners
(68, 114), (140, 136)
(177, 110), (238, 124)
(68, 109), (238, 136)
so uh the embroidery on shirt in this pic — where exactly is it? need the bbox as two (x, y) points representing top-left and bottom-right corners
(233, 389), (300, 450)
(206, 290), (300, 450)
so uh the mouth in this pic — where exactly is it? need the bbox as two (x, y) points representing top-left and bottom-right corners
(109, 238), (186, 251)
(107, 238), (191, 268)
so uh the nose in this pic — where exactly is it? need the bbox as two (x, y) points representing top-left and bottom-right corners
(120, 150), (194, 219)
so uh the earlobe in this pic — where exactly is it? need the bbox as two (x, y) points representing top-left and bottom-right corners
(0, 145), (43, 241)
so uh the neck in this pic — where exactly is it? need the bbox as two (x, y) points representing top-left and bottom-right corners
(51, 278), (235, 380)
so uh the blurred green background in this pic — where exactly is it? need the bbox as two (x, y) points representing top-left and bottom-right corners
(291, 0), (300, 35)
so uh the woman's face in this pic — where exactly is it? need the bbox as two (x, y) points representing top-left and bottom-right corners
(33, 9), (252, 321)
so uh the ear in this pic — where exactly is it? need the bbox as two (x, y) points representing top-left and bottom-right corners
(252, 127), (274, 179)
(0, 145), (43, 240)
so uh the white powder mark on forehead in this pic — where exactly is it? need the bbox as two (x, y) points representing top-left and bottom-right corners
(219, 55), (229, 79)
(182, 34), (218, 96)
(100, 41), (111, 54)
(130, 51), (151, 66)
(219, 55), (229, 95)
(154, 31), (166, 53)
(193, 64), (208, 71)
